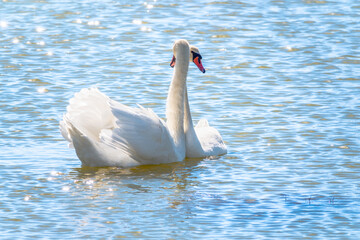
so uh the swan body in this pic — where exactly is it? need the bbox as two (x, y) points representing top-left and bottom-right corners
(60, 39), (226, 167)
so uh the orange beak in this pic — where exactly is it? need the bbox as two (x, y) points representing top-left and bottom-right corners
(170, 55), (176, 68)
(194, 56), (205, 73)
(170, 53), (206, 74)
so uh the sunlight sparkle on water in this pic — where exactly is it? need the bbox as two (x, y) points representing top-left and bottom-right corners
(132, 19), (143, 25)
(87, 20), (100, 26)
(37, 40), (45, 46)
(140, 26), (152, 32)
(35, 26), (46, 33)
(0, 20), (8, 28)
(37, 87), (48, 93)
(24, 195), (31, 201)
(12, 38), (19, 44)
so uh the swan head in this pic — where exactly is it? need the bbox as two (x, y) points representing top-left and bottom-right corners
(170, 40), (206, 73)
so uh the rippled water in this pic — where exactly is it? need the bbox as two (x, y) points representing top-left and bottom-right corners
(1, 0), (360, 238)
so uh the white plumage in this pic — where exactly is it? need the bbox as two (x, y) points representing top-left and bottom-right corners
(60, 40), (226, 167)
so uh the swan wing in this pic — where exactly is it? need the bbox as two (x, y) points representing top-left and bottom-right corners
(195, 119), (227, 156)
(62, 117), (139, 167)
(100, 99), (178, 165)
(60, 87), (114, 145)
(60, 87), (178, 167)
(60, 88), (141, 167)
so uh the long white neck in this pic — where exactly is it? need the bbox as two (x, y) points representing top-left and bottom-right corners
(184, 86), (204, 157)
(184, 86), (194, 132)
(166, 45), (189, 157)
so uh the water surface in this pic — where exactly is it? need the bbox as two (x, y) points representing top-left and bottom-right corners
(1, 0), (359, 239)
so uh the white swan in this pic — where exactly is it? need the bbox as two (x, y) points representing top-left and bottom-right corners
(60, 39), (226, 167)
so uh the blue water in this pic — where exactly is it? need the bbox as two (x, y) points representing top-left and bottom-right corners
(1, 0), (359, 239)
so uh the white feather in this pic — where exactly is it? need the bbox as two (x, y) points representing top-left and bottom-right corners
(60, 40), (227, 167)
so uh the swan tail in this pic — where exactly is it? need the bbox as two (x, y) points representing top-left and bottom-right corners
(195, 119), (227, 156)
(195, 118), (210, 128)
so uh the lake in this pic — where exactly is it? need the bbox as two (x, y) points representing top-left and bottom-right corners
(1, 0), (359, 238)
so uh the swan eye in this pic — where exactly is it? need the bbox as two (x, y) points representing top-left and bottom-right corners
(191, 51), (202, 61)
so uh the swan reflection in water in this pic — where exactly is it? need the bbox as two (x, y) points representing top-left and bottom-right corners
(63, 157), (209, 219)
(60, 39), (227, 167)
